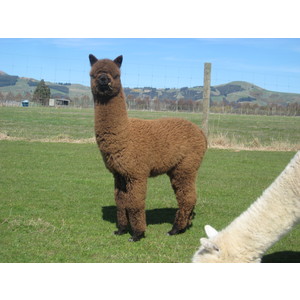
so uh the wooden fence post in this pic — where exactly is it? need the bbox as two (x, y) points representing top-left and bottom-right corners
(202, 62), (211, 137)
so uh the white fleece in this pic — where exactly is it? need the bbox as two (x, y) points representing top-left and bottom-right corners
(193, 151), (300, 263)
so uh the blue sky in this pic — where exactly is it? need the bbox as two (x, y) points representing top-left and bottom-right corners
(1, 38), (300, 93)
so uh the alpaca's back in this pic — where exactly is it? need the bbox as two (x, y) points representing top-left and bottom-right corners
(128, 117), (207, 177)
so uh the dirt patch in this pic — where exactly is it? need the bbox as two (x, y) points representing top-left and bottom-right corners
(0, 132), (96, 144)
(1, 131), (299, 151)
(209, 134), (300, 152)
(0, 132), (21, 141)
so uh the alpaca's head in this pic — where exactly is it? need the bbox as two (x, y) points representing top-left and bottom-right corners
(192, 225), (261, 263)
(192, 225), (225, 263)
(89, 55), (123, 101)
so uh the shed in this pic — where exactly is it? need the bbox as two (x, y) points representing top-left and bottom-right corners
(22, 100), (29, 107)
(49, 98), (70, 107)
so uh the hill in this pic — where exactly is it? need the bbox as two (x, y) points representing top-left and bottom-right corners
(1, 72), (300, 106)
(124, 81), (300, 106)
(0, 74), (91, 100)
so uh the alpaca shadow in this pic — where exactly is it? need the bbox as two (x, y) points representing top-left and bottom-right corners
(262, 251), (300, 263)
(101, 205), (179, 225)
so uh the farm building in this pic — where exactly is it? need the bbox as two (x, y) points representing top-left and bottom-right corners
(21, 100), (29, 107)
(49, 98), (70, 107)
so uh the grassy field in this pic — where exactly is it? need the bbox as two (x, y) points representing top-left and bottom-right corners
(1, 106), (300, 150)
(0, 106), (299, 262)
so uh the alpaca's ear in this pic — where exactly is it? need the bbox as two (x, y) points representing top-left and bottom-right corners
(200, 238), (219, 252)
(114, 55), (123, 68)
(89, 54), (98, 66)
(205, 225), (218, 238)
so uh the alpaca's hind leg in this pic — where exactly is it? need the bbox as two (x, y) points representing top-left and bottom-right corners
(168, 171), (197, 235)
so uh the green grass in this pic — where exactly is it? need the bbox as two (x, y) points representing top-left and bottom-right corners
(0, 106), (95, 140)
(208, 113), (300, 148)
(0, 106), (299, 262)
(0, 140), (298, 262)
(1, 107), (299, 149)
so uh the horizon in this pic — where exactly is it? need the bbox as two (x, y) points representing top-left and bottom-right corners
(2, 67), (299, 96)
(2, 70), (299, 96)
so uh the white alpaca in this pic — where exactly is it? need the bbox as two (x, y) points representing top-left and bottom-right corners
(193, 151), (300, 263)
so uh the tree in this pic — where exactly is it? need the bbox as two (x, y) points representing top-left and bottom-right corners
(24, 92), (32, 101)
(126, 94), (135, 110)
(33, 79), (50, 105)
(80, 95), (90, 108)
(15, 93), (23, 102)
(5, 91), (15, 101)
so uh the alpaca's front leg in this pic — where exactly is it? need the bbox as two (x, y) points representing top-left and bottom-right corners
(114, 174), (147, 241)
(126, 178), (147, 242)
(114, 173), (129, 235)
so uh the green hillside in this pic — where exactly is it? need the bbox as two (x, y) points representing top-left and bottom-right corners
(0, 73), (92, 100)
(1, 72), (300, 107)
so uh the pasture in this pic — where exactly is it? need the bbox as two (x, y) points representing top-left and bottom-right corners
(0, 107), (299, 262)
(1, 106), (300, 150)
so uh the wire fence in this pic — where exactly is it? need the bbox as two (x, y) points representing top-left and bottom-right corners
(1, 50), (300, 93)
(1, 51), (300, 116)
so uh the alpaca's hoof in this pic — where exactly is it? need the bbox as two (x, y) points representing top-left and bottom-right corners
(167, 229), (178, 235)
(128, 232), (145, 242)
(167, 227), (186, 236)
(114, 229), (127, 236)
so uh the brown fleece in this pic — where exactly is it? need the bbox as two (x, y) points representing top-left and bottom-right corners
(89, 54), (207, 241)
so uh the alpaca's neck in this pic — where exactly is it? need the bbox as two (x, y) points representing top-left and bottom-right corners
(220, 152), (300, 261)
(94, 91), (129, 153)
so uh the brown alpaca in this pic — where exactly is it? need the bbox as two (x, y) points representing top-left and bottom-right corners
(89, 54), (207, 241)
